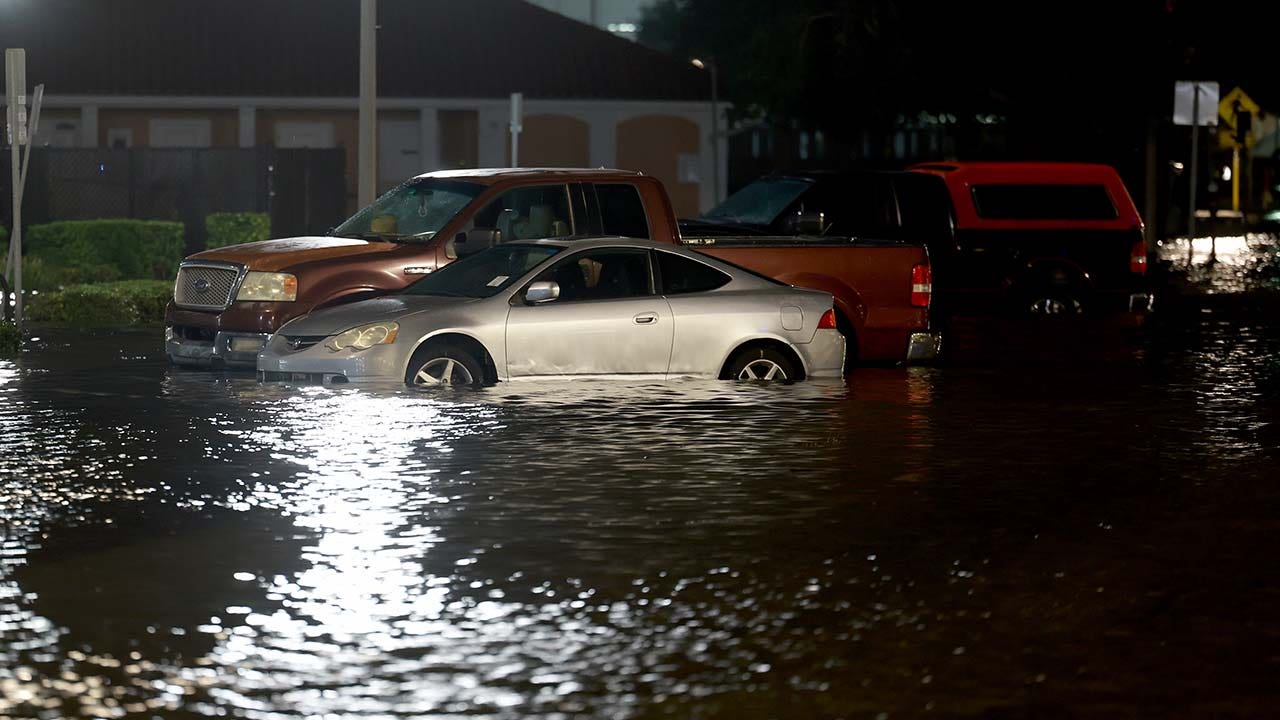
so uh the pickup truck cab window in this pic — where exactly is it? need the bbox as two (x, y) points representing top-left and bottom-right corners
(332, 178), (482, 241)
(594, 183), (650, 239)
(469, 184), (574, 242)
(702, 176), (813, 227)
(655, 250), (730, 294)
(533, 248), (654, 302)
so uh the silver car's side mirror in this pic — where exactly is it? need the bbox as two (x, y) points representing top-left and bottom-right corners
(524, 281), (560, 304)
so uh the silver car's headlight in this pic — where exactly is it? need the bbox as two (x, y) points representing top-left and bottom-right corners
(236, 272), (298, 302)
(325, 321), (399, 352)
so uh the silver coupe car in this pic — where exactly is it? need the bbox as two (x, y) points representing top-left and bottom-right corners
(257, 238), (844, 385)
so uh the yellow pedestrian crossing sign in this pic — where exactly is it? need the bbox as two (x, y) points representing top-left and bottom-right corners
(1219, 86), (1259, 132)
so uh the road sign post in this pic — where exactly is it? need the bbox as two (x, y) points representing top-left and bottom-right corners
(1174, 81), (1219, 243)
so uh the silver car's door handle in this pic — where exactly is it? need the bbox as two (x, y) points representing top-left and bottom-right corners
(633, 312), (659, 325)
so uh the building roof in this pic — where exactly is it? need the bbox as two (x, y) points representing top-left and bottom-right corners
(0, 0), (711, 102)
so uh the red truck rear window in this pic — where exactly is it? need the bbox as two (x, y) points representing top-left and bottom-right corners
(970, 184), (1118, 221)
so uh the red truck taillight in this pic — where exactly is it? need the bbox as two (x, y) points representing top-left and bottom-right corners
(818, 308), (837, 329)
(1130, 239), (1148, 275)
(910, 264), (932, 308)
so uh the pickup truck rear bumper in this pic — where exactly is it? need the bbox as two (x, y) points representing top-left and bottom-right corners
(906, 332), (942, 362)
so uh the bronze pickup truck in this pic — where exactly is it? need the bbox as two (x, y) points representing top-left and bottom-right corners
(166, 168), (938, 369)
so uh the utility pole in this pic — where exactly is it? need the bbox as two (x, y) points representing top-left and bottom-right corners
(357, 0), (377, 207)
(509, 92), (523, 168)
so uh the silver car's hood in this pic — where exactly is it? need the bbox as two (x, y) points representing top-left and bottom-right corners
(279, 294), (476, 336)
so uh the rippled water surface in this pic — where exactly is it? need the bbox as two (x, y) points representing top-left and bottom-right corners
(2, 310), (1278, 718)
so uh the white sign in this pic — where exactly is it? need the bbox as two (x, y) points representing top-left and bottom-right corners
(1173, 81), (1219, 126)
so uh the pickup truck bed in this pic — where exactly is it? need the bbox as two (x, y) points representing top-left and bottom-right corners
(679, 235), (935, 362)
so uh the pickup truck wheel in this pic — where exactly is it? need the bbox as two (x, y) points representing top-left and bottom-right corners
(727, 347), (798, 382)
(406, 344), (483, 387)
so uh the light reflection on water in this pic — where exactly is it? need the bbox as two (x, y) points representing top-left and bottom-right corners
(1, 319), (1278, 717)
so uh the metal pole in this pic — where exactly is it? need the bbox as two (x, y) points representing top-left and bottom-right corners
(509, 92), (522, 168)
(710, 61), (720, 205)
(1143, 117), (1158, 250)
(1231, 145), (1240, 212)
(357, 0), (377, 207)
(1188, 82), (1199, 242)
(7, 106), (20, 324)
(5, 49), (26, 327)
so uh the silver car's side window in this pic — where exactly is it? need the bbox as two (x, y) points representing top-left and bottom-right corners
(655, 251), (732, 295)
(468, 184), (574, 241)
(533, 249), (654, 302)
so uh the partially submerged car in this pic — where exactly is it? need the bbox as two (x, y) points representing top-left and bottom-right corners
(257, 238), (844, 385)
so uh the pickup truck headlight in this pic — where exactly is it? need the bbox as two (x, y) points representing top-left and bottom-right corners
(325, 322), (399, 352)
(236, 272), (298, 302)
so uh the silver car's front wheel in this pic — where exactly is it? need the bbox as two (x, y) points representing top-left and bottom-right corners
(413, 357), (475, 386)
(405, 343), (485, 387)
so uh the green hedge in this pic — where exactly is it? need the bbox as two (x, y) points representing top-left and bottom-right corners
(18, 220), (185, 290)
(27, 280), (172, 325)
(206, 212), (271, 249)
(0, 320), (17, 355)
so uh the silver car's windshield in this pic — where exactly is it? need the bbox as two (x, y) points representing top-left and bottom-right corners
(332, 179), (484, 242)
(403, 244), (562, 298)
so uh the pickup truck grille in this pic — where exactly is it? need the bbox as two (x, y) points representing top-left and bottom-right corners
(174, 263), (242, 310)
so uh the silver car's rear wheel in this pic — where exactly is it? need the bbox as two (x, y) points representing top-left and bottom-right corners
(737, 358), (788, 381)
(725, 346), (800, 383)
(405, 343), (485, 387)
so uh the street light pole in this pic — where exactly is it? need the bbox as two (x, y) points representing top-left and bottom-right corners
(692, 57), (721, 206)
(357, 0), (377, 207)
(710, 60), (720, 205)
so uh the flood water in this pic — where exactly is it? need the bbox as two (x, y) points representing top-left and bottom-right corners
(2, 296), (1279, 717)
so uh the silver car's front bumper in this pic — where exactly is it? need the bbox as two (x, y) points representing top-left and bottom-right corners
(166, 327), (270, 369)
(257, 335), (406, 383)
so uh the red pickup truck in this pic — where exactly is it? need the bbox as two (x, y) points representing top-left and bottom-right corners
(166, 168), (938, 370)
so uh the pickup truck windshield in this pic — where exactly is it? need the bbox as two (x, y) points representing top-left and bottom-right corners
(702, 177), (813, 225)
(332, 179), (483, 241)
(402, 244), (562, 299)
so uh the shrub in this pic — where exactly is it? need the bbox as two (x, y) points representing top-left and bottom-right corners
(22, 220), (185, 290)
(206, 212), (270, 249)
(27, 280), (173, 325)
(0, 320), (17, 355)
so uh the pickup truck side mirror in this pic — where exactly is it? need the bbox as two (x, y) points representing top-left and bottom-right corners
(787, 211), (826, 236)
(452, 229), (502, 258)
(524, 280), (560, 304)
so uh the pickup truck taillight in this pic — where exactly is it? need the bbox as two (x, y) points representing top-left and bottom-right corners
(818, 309), (837, 329)
(910, 264), (932, 308)
(1130, 239), (1148, 275)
